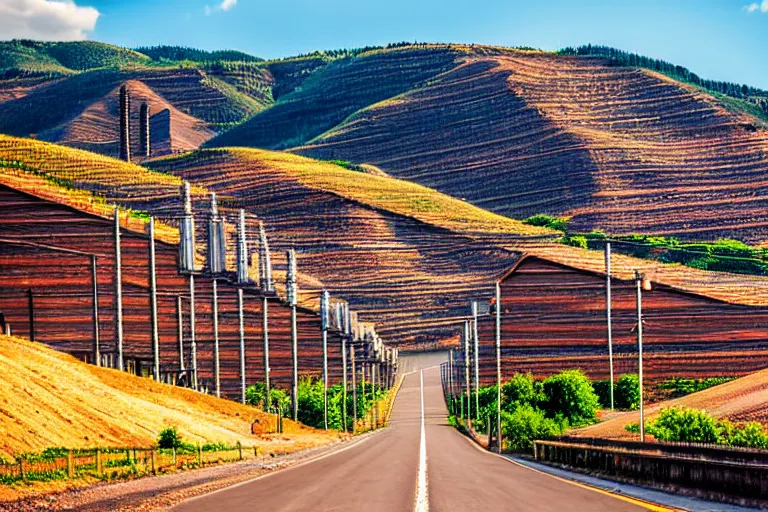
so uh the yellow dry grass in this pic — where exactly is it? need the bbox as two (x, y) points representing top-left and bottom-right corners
(0, 335), (339, 461)
(217, 147), (554, 237)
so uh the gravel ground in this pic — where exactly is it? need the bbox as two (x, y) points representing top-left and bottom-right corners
(0, 433), (379, 512)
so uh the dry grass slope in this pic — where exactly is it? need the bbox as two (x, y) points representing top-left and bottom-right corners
(0, 335), (334, 460)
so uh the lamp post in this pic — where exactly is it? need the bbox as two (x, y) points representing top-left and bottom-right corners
(634, 270), (651, 443)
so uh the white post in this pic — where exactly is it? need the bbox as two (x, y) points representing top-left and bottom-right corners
(263, 296), (271, 410)
(286, 249), (298, 421)
(114, 208), (124, 371)
(606, 242), (614, 410)
(472, 301), (480, 421)
(238, 287), (246, 404)
(635, 270), (645, 443)
(464, 320), (471, 430)
(321, 290), (330, 430)
(212, 279), (221, 398)
(148, 217), (160, 381)
(189, 274), (198, 390)
(495, 280), (502, 454)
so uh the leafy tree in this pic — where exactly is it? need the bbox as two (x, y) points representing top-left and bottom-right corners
(615, 374), (641, 410)
(501, 374), (544, 413)
(542, 370), (600, 426)
(158, 426), (183, 449)
(501, 405), (566, 452)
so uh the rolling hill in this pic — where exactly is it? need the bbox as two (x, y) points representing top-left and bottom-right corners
(202, 45), (768, 244)
(0, 334), (334, 460)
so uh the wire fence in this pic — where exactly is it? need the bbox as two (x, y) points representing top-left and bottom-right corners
(0, 444), (248, 485)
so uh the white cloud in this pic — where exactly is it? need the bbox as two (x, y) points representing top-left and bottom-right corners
(0, 0), (99, 41)
(204, 0), (236, 15)
(743, 0), (768, 12)
(220, 0), (236, 11)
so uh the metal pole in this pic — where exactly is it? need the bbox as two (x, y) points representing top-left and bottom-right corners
(263, 297), (270, 411)
(189, 274), (198, 390)
(635, 271), (645, 443)
(321, 291), (329, 430)
(91, 256), (100, 366)
(495, 280), (502, 454)
(606, 243), (614, 410)
(114, 208), (124, 371)
(472, 302), (480, 420)
(351, 344), (357, 431)
(238, 288), (246, 404)
(448, 349), (454, 413)
(341, 332), (348, 431)
(286, 249), (299, 422)
(464, 320), (471, 430)
(148, 218), (160, 381)
(372, 362), (378, 428)
(176, 296), (185, 372)
(212, 279), (220, 398)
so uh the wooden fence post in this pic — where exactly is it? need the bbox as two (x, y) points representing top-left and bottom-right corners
(237, 441), (243, 461)
(197, 444), (202, 466)
(151, 449), (157, 475)
(96, 449), (103, 475)
(172, 447), (177, 466)
(18, 458), (25, 480)
(67, 450), (74, 477)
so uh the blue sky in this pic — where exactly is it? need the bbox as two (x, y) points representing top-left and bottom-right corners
(5, 0), (768, 88)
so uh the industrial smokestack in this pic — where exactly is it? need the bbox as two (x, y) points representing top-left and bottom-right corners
(258, 221), (274, 293)
(179, 182), (196, 272)
(207, 193), (226, 275)
(139, 102), (150, 158)
(236, 209), (249, 284)
(119, 85), (131, 162)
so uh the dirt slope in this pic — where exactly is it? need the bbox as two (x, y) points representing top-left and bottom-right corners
(258, 47), (768, 243)
(39, 79), (215, 158)
(0, 335), (335, 460)
(576, 369), (768, 439)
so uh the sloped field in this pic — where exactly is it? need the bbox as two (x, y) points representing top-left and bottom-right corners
(575, 368), (768, 439)
(0, 335), (333, 460)
(149, 148), (549, 346)
(283, 48), (768, 243)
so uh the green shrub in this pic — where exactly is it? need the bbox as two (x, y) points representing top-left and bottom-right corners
(474, 385), (498, 430)
(542, 370), (600, 426)
(593, 379), (611, 409)
(501, 405), (566, 453)
(615, 374), (640, 410)
(158, 427), (183, 449)
(659, 377), (734, 398)
(501, 374), (544, 413)
(646, 407), (721, 443)
(523, 214), (568, 232)
(720, 420), (768, 449)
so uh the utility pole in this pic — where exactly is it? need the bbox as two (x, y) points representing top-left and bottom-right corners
(114, 207), (124, 371)
(176, 296), (184, 373)
(464, 320), (471, 430)
(91, 255), (100, 366)
(148, 217), (160, 381)
(606, 242), (614, 410)
(448, 349), (454, 414)
(495, 280), (502, 454)
(179, 183), (197, 388)
(351, 343), (357, 432)
(472, 301), (480, 421)
(339, 303), (348, 432)
(212, 279), (220, 398)
(321, 290), (330, 430)
(635, 270), (648, 443)
(287, 249), (299, 421)
(189, 274), (198, 390)
(258, 221), (273, 410)
(237, 210), (249, 403)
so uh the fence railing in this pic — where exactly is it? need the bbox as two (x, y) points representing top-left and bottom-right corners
(0, 444), (247, 485)
(533, 438), (768, 500)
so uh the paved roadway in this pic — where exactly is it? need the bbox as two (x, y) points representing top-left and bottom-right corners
(175, 355), (652, 511)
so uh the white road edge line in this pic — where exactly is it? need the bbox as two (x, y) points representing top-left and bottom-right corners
(415, 368), (429, 512)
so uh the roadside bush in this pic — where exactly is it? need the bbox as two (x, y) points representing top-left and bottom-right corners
(523, 214), (568, 232)
(542, 370), (599, 426)
(720, 420), (768, 449)
(659, 377), (734, 398)
(501, 373), (544, 413)
(297, 377), (325, 428)
(501, 405), (567, 453)
(593, 379), (611, 409)
(158, 427), (183, 449)
(645, 407), (721, 443)
(474, 385), (498, 430)
(615, 374), (640, 410)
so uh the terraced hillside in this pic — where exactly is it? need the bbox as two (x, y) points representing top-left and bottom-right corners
(205, 45), (768, 243)
(149, 148), (554, 347)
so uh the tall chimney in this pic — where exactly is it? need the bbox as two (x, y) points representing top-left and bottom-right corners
(236, 209), (249, 284)
(119, 85), (131, 162)
(207, 193), (226, 275)
(179, 182), (196, 272)
(258, 221), (274, 292)
(139, 102), (150, 158)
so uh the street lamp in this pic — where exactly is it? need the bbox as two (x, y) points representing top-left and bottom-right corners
(634, 270), (651, 442)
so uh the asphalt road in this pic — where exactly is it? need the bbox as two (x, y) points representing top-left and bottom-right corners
(175, 355), (650, 511)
